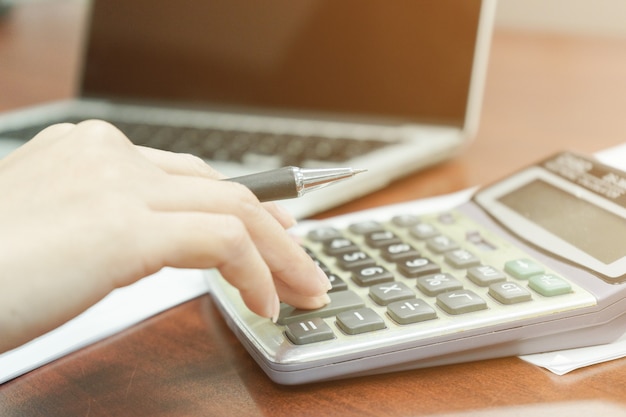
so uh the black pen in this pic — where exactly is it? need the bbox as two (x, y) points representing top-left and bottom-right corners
(225, 166), (367, 202)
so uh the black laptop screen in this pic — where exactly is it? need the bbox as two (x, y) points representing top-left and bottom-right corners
(81, 0), (482, 127)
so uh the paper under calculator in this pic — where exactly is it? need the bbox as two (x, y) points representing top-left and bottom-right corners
(207, 151), (626, 384)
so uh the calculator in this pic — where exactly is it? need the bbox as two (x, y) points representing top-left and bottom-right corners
(206, 151), (626, 384)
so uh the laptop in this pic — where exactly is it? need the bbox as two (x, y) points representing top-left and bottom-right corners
(0, 0), (495, 219)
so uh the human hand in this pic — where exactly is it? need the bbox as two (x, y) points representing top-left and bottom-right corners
(0, 120), (331, 352)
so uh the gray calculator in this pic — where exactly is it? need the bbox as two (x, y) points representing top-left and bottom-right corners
(207, 151), (626, 384)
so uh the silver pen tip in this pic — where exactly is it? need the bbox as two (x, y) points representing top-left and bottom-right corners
(353, 168), (368, 175)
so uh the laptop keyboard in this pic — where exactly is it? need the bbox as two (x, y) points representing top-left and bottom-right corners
(0, 119), (395, 167)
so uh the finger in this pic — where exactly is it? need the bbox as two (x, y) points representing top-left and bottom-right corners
(137, 146), (224, 179)
(31, 123), (77, 141)
(135, 148), (296, 228)
(145, 177), (330, 307)
(260, 201), (297, 229)
(134, 146), (297, 228)
(3, 123), (77, 160)
(72, 119), (133, 146)
(139, 211), (280, 320)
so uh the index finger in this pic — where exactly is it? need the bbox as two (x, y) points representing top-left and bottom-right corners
(136, 146), (223, 179)
(137, 146), (298, 229)
(145, 176), (331, 308)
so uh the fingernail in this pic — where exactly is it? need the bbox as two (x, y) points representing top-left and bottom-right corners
(316, 265), (333, 291)
(270, 293), (280, 323)
(320, 293), (331, 305)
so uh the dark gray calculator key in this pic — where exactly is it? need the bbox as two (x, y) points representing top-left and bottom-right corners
(391, 214), (420, 227)
(489, 281), (532, 304)
(285, 318), (335, 345)
(381, 243), (420, 262)
(277, 290), (365, 325)
(323, 237), (359, 256)
(369, 282), (415, 305)
(327, 273), (348, 292)
(426, 235), (459, 253)
(365, 230), (402, 248)
(397, 257), (441, 278)
(352, 265), (394, 286)
(444, 249), (481, 269)
(336, 308), (386, 335)
(436, 289), (488, 315)
(336, 250), (377, 270)
(409, 223), (439, 240)
(307, 227), (343, 242)
(467, 265), (507, 286)
(348, 221), (385, 235)
(387, 299), (437, 324)
(416, 273), (463, 296)
(311, 258), (331, 275)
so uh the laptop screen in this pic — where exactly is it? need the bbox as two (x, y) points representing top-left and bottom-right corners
(81, 0), (482, 127)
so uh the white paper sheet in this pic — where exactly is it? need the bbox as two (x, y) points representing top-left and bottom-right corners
(0, 268), (209, 384)
(2, 144), (626, 384)
(519, 331), (626, 375)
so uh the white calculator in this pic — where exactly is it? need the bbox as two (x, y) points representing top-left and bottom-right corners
(207, 151), (626, 384)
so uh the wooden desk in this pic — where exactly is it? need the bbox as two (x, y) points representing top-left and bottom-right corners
(2, 2), (626, 416)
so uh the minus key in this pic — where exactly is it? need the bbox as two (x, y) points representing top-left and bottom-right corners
(277, 290), (365, 325)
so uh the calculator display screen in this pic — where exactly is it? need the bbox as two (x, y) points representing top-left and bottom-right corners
(498, 179), (626, 265)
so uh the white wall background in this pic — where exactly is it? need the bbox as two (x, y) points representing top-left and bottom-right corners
(495, 0), (626, 38)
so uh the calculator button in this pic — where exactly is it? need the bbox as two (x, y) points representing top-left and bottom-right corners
(323, 237), (359, 256)
(528, 273), (572, 297)
(488, 281), (532, 304)
(277, 290), (365, 325)
(437, 212), (456, 224)
(381, 243), (420, 262)
(416, 273), (463, 296)
(336, 250), (377, 270)
(307, 227), (343, 242)
(285, 318), (335, 345)
(336, 308), (386, 335)
(365, 230), (402, 248)
(504, 258), (544, 280)
(397, 257), (441, 278)
(352, 265), (394, 286)
(387, 299), (437, 324)
(327, 273), (348, 292)
(426, 235), (459, 253)
(436, 290), (488, 314)
(369, 282), (415, 305)
(409, 223), (439, 240)
(391, 214), (420, 227)
(444, 249), (481, 269)
(467, 265), (507, 286)
(310, 258), (332, 275)
(348, 221), (384, 235)
(466, 230), (497, 251)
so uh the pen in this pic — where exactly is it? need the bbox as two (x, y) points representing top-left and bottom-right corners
(225, 166), (367, 202)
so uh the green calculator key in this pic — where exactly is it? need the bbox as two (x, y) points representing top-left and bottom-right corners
(504, 258), (544, 280)
(528, 273), (572, 296)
